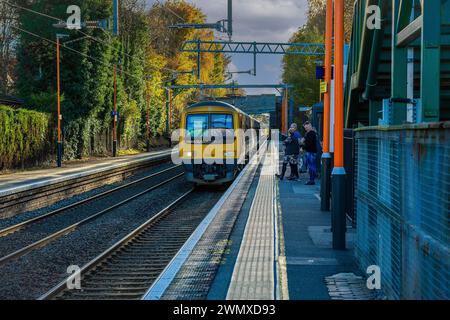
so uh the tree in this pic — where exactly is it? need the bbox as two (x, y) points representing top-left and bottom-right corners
(283, 26), (323, 108)
(145, 0), (229, 136)
(16, 0), (120, 158)
(0, 1), (18, 95)
(282, 0), (354, 111)
(11, 0), (230, 163)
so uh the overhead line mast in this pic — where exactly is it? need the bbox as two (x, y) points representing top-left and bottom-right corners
(169, 0), (233, 40)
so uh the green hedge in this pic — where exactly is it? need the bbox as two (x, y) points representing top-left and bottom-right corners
(0, 105), (51, 169)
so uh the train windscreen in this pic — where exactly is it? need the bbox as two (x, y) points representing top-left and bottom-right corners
(186, 114), (208, 138)
(211, 114), (233, 129)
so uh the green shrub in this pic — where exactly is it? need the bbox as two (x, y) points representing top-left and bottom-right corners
(0, 105), (51, 169)
(120, 98), (141, 150)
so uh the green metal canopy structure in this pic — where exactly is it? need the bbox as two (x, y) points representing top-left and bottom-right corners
(344, 0), (450, 300)
(344, 0), (450, 128)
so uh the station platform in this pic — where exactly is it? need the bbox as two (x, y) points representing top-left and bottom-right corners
(143, 142), (379, 300)
(0, 149), (174, 218)
(0, 149), (172, 197)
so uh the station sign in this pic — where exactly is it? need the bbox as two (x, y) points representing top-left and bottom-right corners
(316, 66), (334, 80)
(316, 66), (325, 80)
(320, 81), (328, 94)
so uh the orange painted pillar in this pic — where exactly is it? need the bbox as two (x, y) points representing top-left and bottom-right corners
(323, 0), (333, 155)
(321, 0), (333, 212)
(333, 0), (344, 168)
(331, 0), (346, 250)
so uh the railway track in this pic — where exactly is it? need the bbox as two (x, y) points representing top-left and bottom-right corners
(39, 189), (222, 300)
(0, 151), (172, 218)
(0, 165), (185, 267)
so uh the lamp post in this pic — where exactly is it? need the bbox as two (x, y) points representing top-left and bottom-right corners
(56, 33), (69, 168)
(112, 64), (118, 157)
(331, 0), (346, 250)
(111, 0), (122, 158)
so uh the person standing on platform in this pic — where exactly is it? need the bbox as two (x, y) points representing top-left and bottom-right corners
(301, 121), (318, 185)
(276, 124), (301, 181)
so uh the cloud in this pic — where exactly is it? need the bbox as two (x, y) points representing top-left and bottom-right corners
(146, 0), (309, 95)
(188, 0), (307, 42)
(227, 61), (239, 73)
(147, 0), (307, 42)
(263, 63), (281, 74)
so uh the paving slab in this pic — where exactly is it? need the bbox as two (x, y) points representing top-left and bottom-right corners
(277, 147), (363, 300)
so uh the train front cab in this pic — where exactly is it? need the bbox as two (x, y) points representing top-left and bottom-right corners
(179, 102), (257, 186)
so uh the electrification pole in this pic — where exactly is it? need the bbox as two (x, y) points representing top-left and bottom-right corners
(227, 0), (233, 39)
(321, 0), (333, 212)
(331, 0), (346, 250)
(165, 88), (173, 148)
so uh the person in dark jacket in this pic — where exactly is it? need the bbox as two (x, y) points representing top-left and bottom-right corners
(276, 125), (300, 181)
(301, 121), (318, 185)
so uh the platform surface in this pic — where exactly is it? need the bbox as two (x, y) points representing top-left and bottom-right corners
(277, 152), (361, 300)
(0, 149), (172, 196)
(209, 143), (364, 300)
(143, 142), (373, 300)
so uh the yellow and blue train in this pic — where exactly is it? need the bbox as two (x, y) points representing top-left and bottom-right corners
(178, 101), (261, 185)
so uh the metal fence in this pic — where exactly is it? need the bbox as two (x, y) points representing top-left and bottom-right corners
(354, 123), (450, 299)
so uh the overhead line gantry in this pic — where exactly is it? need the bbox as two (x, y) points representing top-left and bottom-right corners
(180, 40), (325, 77)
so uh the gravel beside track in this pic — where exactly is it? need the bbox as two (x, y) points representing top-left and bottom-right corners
(0, 174), (194, 299)
(0, 162), (175, 230)
(53, 189), (224, 300)
(0, 165), (184, 259)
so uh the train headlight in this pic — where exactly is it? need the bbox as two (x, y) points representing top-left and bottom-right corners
(224, 152), (234, 157)
(185, 151), (192, 157)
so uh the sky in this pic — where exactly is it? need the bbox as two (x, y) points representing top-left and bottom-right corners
(146, 0), (309, 95)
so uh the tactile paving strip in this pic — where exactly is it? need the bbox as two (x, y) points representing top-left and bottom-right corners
(226, 147), (277, 300)
(160, 154), (264, 300)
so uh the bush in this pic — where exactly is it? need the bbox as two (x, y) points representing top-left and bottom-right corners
(120, 98), (141, 150)
(0, 105), (52, 169)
